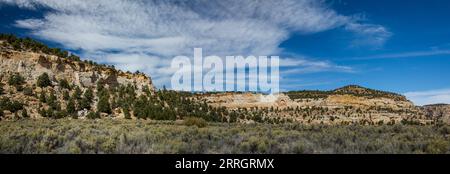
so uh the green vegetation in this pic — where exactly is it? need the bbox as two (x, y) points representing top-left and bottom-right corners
(0, 97), (24, 114)
(8, 73), (25, 90)
(23, 86), (33, 96)
(86, 111), (100, 119)
(37, 73), (52, 88)
(0, 119), (449, 154)
(286, 85), (407, 101)
(58, 79), (71, 89)
(0, 83), (4, 95)
(183, 117), (207, 128)
(0, 33), (78, 60)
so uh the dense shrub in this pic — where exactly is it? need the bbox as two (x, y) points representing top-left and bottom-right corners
(66, 98), (76, 114)
(23, 86), (33, 96)
(8, 73), (25, 87)
(183, 117), (207, 128)
(58, 79), (71, 89)
(0, 97), (23, 113)
(0, 120), (449, 154)
(87, 111), (100, 119)
(37, 73), (52, 88)
(0, 83), (4, 95)
(97, 92), (111, 114)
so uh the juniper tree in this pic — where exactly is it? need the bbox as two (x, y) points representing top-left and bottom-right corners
(39, 90), (47, 103)
(87, 111), (100, 119)
(66, 98), (76, 114)
(23, 86), (33, 96)
(37, 73), (52, 88)
(58, 78), (70, 89)
(72, 86), (82, 100)
(97, 93), (111, 114)
(63, 90), (70, 101)
(79, 88), (93, 110)
(123, 107), (131, 119)
(8, 73), (25, 91)
(47, 90), (57, 109)
(21, 109), (28, 118)
(0, 83), (3, 95)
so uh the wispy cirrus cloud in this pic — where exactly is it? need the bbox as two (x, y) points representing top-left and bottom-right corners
(349, 49), (450, 60)
(345, 23), (392, 49)
(0, 0), (389, 88)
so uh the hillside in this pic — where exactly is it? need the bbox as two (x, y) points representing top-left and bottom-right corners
(0, 34), (222, 122)
(0, 34), (447, 125)
(421, 104), (450, 124)
(199, 87), (431, 125)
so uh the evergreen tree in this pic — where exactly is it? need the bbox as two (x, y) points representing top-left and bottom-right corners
(8, 73), (25, 86)
(96, 80), (105, 93)
(66, 98), (76, 114)
(22, 109), (28, 118)
(63, 90), (70, 101)
(84, 88), (94, 101)
(58, 78), (71, 89)
(79, 97), (91, 110)
(0, 83), (4, 95)
(87, 111), (100, 119)
(37, 73), (52, 88)
(79, 88), (93, 110)
(47, 90), (57, 109)
(73, 86), (82, 100)
(123, 107), (131, 119)
(39, 90), (47, 103)
(97, 95), (111, 114)
(23, 86), (33, 96)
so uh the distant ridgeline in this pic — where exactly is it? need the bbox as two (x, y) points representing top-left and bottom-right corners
(286, 85), (407, 101)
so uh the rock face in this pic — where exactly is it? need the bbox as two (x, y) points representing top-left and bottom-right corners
(421, 104), (450, 124)
(0, 49), (154, 92)
(0, 43), (155, 119)
(199, 86), (432, 125)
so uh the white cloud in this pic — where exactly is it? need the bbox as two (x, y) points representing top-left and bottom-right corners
(0, 0), (387, 89)
(350, 49), (450, 60)
(405, 89), (450, 106)
(281, 58), (354, 74)
(345, 23), (392, 49)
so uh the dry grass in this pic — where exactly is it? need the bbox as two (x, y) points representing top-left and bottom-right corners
(0, 119), (449, 154)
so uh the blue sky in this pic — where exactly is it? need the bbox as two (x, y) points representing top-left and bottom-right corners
(1, 0), (449, 105)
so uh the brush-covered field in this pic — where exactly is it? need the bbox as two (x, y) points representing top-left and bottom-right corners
(0, 119), (449, 154)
